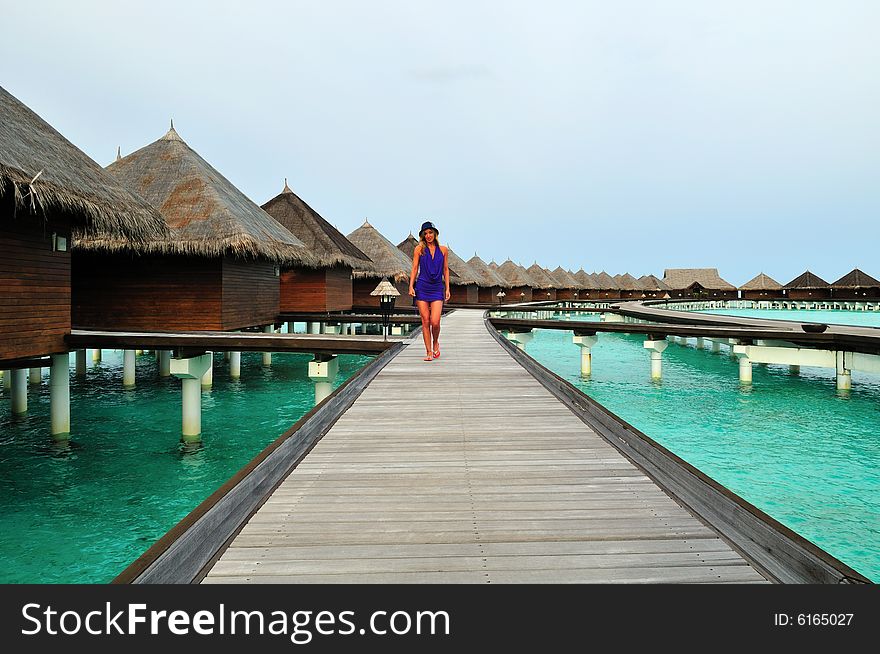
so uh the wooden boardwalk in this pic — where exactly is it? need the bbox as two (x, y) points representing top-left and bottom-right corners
(202, 309), (768, 583)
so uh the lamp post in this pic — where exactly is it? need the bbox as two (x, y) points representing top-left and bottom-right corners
(497, 290), (505, 304)
(371, 278), (400, 341)
(520, 291), (525, 303)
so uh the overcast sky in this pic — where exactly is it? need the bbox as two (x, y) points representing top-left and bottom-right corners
(2, 1), (877, 284)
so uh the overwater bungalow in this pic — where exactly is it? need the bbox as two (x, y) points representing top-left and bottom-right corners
(0, 86), (165, 426)
(614, 272), (641, 299)
(783, 271), (831, 300)
(262, 180), (374, 312)
(739, 273), (784, 300)
(570, 269), (598, 300)
(467, 254), (508, 303)
(346, 220), (411, 309)
(830, 269), (880, 299)
(593, 271), (621, 299)
(550, 267), (580, 301)
(637, 274), (671, 299)
(526, 263), (557, 302)
(73, 125), (317, 331)
(496, 259), (535, 303)
(662, 268), (737, 300)
(397, 234), (479, 305)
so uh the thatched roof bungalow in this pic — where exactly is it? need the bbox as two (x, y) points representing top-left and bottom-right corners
(73, 125), (317, 332)
(739, 273), (784, 300)
(549, 267), (580, 301)
(262, 181), (373, 313)
(467, 253), (507, 303)
(496, 260), (536, 303)
(783, 271), (831, 300)
(614, 273), (641, 299)
(527, 263), (557, 302)
(830, 269), (880, 298)
(346, 220), (412, 309)
(1, 86), (166, 363)
(637, 275), (671, 299)
(662, 268), (737, 299)
(592, 271), (621, 299)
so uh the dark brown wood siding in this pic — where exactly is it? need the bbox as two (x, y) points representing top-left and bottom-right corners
(478, 286), (503, 304)
(325, 266), (353, 312)
(352, 279), (411, 309)
(742, 290), (786, 300)
(450, 284), (479, 305)
(556, 289), (578, 301)
(281, 266), (353, 313)
(1, 218), (71, 362)
(73, 253), (223, 331)
(786, 289), (832, 300)
(221, 257), (279, 329)
(502, 286), (533, 303)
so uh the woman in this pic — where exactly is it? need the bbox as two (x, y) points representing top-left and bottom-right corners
(409, 220), (450, 361)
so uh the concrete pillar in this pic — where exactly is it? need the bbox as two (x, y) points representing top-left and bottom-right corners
(92, 349), (102, 362)
(202, 352), (213, 388)
(573, 334), (599, 376)
(643, 339), (669, 380)
(135, 349), (143, 356)
(159, 350), (171, 377)
(324, 323), (341, 335)
(29, 367), (42, 384)
(695, 337), (705, 350)
(170, 354), (212, 442)
(123, 349), (136, 387)
(262, 325), (273, 366)
(836, 352), (852, 391)
(728, 339), (739, 357)
(0, 370), (6, 390)
(391, 325), (403, 336)
(711, 340), (721, 353)
(285, 322), (292, 334)
(308, 354), (339, 405)
(309, 322), (322, 335)
(789, 365), (800, 375)
(11, 368), (27, 414)
(50, 353), (70, 439)
(738, 356), (753, 384)
(506, 330), (534, 351)
(75, 350), (87, 377)
(224, 351), (230, 362)
(230, 351), (241, 379)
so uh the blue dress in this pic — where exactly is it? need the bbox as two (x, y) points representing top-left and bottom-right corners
(413, 245), (446, 304)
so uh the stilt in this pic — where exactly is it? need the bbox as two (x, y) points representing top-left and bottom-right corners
(323, 323), (341, 335)
(50, 353), (70, 440)
(695, 337), (705, 350)
(789, 365), (800, 375)
(11, 368), (27, 415)
(29, 367), (41, 385)
(738, 355), (753, 384)
(75, 350), (87, 377)
(262, 325), (272, 366)
(2, 369), (10, 390)
(230, 351), (241, 379)
(224, 351), (230, 362)
(159, 350), (171, 377)
(836, 352), (852, 391)
(123, 350), (136, 387)
(92, 349), (102, 362)
(573, 333), (599, 376)
(711, 340), (721, 353)
(309, 322), (322, 335)
(201, 352), (213, 388)
(644, 339), (669, 380)
(390, 325), (403, 336)
(506, 330), (534, 351)
(170, 354), (212, 442)
(308, 354), (338, 405)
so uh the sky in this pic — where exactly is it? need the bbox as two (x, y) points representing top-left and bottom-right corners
(1, 0), (878, 285)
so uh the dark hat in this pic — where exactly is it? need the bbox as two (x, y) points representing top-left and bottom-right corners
(419, 221), (438, 236)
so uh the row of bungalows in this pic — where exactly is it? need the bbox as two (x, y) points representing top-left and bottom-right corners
(466, 254), (507, 303)
(346, 220), (412, 309)
(740, 270), (880, 300)
(1, 86), (167, 372)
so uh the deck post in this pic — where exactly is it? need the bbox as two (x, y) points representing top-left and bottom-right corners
(1, 370), (8, 390)
(732, 345), (753, 384)
(202, 353), (213, 388)
(643, 339), (668, 380)
(695, 337), (705, 350)
(390, 324), (403, 336)
(728, 339), (739, 357)
(29, 367), (41, 385)
(123, 350), (136, 387)
(324, 323), (341, 335)
(92, 348), (102, 362)
(309, 322), (322, 335)
(572, 333), (599, 376)
(159, 350), (171, 377)
(505, 329), (534, 351)
(170, 354), (212, 442)
(308, 354), (338, 405)
(836, 352), (852, 391)
(262, 325), (273, 366)
(75, 349), (87, 377)
(50, 353), (70, 440)
(230, 351), (241, 378)
(11, 368), (27, 414)
(711, 340), (721, 353)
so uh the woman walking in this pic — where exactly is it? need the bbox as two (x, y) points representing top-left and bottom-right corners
(409, 221), (450, 361)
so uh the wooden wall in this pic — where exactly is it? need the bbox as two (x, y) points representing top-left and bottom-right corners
(281, 266), (353, 313)
(502, 286), (533, 303)
(449, 284), (479, 305)
(534, 289), (557, 302)
(742, 290), (785, 300)
(352, 278), (411, 309)
(556, 289), (578, 301)
(1, 218), (70, 362)
(478, 286), (503, 304)
(786, 289), (832, 300)
(221, 257), (279, 329)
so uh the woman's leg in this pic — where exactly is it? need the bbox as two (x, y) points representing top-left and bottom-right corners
(416, 300), (433, 358)
(429, 300), (443, 353)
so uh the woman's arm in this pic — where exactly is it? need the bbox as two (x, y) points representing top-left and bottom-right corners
(442, 246), (451, 302)
(409, 246), (420, 296)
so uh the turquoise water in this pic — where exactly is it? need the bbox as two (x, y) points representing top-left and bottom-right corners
(696, 307), (880, 328)
(523, 326), (880, 581)
(0, 348), (372, 583)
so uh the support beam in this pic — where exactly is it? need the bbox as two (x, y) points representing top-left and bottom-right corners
(643, 339), (669, 380)
(11, 368), (27, 415)
(836, 352), (851, 391)
(29, 367), (41, 385)
(573, 334), (599, 376)
(92, 348), (102, 362)
(390, 325), (403, 336)
(159, 350), (171, 377)
(308, 354), (339, 406)
(229, 351), (241, 379)
(711, 340), (721, 353)
(170, 354), (212, 442)
(505, 330), (534, 351)
(123, 350), (136, 387)
(75, 350), (87, 377)
(50, 353), (70, 439)
(309, 322), (322, 335)
(2, 370), (10, 390)
(738, 355), (753, 384)
(262, 325), (272, 366)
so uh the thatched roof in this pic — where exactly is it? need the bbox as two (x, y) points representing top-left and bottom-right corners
(526, 263), (556, 289)
(0, 86), (166, 242)
(784, 271), (829, 290)
(550, 266), (579, 289)
(488, 260), (499, 270)
(638, 274), (670, 291)
(89, 126), (317, 265)
(831, 268), (880, 289)
(261, 180), (373, 270)
(739, 272), (782, 291)
(467, 254), (508, 288)
(663, 268), (736, 290)
(593, 271), (620, 290)
(496, 259), (537, 287)
(615, 273), (640, 291)
(572, 269), (598, 289)
(397, 234), (462, 283)
(347, 219), (412, 282)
